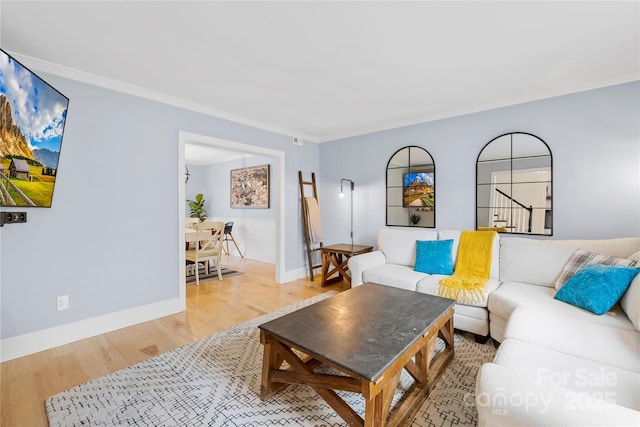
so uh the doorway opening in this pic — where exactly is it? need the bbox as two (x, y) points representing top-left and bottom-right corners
(178, 131), (286, 304)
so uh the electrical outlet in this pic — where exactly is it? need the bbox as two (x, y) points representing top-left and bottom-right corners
(57, 295), (69, 311)
(0, 211), (27, 226)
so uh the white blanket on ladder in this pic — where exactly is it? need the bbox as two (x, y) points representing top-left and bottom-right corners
(304, 197), (323, 249)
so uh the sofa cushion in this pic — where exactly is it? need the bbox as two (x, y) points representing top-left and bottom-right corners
(362, 264), (425, 291)
(553, 249), (637, 290)
(452, 302), (489, 320)
(488, 314), (508, 342)
(554, 264), (640, 315)
(499, 237), (640, 287)
(489, 281), (635, 331)
(621, 274), (640, 332)
(500, 238), (581, 286)
(377, 228), (437, 266)
(417, 276), (500, 308)
(476, 363), (640, 427)
(493, 339), (640, 411)
(414, 239), (454, 275)
(504, 307), (640, 373)
(453, 308), (490, 336)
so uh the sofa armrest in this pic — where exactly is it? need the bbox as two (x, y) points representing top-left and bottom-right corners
(348, 250), (386, 287)
(476, 363), (640, 427)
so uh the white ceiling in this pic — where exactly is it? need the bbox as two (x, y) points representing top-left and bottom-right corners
(1, 1), (638, 142)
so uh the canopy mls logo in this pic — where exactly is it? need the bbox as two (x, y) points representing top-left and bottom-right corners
(537, 367), (618, 388)
(467, 367), (620, 416)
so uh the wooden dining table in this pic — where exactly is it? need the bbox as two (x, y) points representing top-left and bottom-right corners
(185, 219), (223, 244)
(185, 221), (220, 246)
(185, 227), (199, 243)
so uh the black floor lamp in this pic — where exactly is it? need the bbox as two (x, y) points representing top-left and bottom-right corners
(339, 178), (354, 246)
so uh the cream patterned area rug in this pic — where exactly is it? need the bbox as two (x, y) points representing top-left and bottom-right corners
(46, 292), (496, 426)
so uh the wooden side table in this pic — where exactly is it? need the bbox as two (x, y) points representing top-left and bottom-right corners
(320, 243), (373, 286)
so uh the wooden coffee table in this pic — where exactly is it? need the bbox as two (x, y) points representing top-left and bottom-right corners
(259, 283), (455, 426)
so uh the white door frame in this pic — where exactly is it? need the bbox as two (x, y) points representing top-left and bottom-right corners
(177, 131), (286, 303)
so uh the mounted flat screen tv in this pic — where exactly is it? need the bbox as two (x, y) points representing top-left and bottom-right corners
(403, 171), (434, 208)
(0, 48), (69, 207)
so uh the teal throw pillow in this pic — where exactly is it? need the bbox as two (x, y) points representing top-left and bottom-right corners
(414, 239), (454, 275)
(554, 264), (640, 315)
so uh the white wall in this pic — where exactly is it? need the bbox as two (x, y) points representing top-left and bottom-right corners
(319, 82), (640, 247)
(212, 218), (275, 263)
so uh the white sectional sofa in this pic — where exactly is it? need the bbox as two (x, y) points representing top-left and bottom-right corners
(489, 237), (640, 342)
(348, 228), (500, 339)
(477, 308), (640, 426)
(349, 228), (640, 426)
(477, 236), (640, 426)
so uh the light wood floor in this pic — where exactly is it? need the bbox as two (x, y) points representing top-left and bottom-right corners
(0, 256), (348, 426)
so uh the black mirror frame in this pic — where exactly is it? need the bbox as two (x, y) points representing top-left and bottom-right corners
(475, 132), (553, 236)
(385, 145), (436, 228)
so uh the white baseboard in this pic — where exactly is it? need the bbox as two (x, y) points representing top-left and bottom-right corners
(1, 267), (318, 361)
(0, 297), (185, 362)
(281, 266), (322, 283)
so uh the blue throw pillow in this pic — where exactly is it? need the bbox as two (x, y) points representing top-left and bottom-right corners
(554, 264), (640, 315)
(414, 239), (454, 275)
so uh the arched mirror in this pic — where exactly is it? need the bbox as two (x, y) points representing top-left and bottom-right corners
(386, 146), (435, 227)
(476, 132), (552, 235)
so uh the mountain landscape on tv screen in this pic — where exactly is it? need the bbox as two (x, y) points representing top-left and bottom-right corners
(33, 148), (59, 169)
(0, 95), (34, 158)
(0, 49), (68, 207)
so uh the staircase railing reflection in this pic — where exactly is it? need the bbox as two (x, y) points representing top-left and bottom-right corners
(493, 188), (532, 233)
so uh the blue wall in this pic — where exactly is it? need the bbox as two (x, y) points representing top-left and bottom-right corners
(1, 71), (637, 348)
(318, 82), (640, 247)
(0, 74), (318, 341)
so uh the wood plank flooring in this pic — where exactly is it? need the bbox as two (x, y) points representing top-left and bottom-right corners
(0, 256), (348, 426)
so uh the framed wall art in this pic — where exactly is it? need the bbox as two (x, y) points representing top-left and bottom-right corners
(230, 164), (270, 208)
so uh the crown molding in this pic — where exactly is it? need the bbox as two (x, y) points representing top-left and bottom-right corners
(6, 51), (637, 144)
(321, 74), (640, 142)
(7, 51), (320, 143)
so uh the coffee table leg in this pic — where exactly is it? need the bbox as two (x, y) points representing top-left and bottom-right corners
(364, 370), (402, 427)
(260, 332), (286, 400)
(441, 315), (454, 351)
(364, 392), (383, 427)
(264, 337), (365, 425)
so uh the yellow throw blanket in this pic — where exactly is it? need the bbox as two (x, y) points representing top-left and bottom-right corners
(439, 230), (497, 304)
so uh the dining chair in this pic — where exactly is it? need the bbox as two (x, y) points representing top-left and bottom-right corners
(222, 221), (244, 258)
(185, 221), (225, 285)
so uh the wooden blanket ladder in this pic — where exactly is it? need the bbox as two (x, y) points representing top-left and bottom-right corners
(299, 171), (323, 281)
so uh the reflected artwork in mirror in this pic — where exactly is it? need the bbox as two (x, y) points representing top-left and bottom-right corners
(386, 146), (435, 227)
(476, 132), (552, 235)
